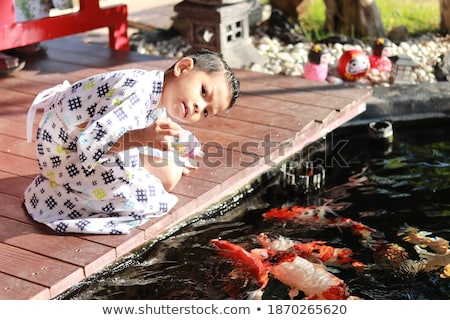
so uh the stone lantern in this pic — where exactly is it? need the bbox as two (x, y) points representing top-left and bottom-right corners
(391, 54), (419, 84)
(174, 0), (267, 68)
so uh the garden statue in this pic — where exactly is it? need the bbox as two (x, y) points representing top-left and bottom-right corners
(303, 43), (330, 82)
(369, 37), (393, 74)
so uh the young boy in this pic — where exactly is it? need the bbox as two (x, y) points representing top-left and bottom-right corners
(24, 49), (240, 235)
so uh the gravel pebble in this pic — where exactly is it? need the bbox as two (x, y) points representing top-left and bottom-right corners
(141, 31), (450, 87)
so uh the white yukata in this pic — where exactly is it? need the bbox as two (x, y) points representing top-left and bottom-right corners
(23, 69), (180, 235)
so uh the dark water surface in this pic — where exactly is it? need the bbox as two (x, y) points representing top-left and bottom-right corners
(61, 119), (450, 300)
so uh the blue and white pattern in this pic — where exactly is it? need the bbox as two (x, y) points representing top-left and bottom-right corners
(24, 69), (178, 234)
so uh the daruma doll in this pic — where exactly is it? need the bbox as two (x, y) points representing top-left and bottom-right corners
(337, 49), (370, 81)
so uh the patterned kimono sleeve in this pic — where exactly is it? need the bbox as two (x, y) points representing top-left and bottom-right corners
(76, 69), (164, 172)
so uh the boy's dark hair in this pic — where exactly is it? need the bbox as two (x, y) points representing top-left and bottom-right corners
(169, 49), (240, 110)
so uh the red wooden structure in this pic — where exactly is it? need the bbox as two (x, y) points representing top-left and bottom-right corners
(0, 0), (130, 51)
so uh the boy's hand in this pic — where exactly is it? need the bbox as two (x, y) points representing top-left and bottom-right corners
(130, 117), (181, 151)
(148, 117), (182, 151)
(108, 117), (181, 153)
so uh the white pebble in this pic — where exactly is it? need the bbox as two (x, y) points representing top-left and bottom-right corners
(140, 30), (448, 87)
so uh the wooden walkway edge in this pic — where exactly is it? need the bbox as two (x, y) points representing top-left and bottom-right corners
(0, 36), (372, 299)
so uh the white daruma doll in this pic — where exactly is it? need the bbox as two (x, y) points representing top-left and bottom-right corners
(303, 44), (331, 82)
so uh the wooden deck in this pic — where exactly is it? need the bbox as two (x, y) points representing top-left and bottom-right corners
(0, 36), (372, 300)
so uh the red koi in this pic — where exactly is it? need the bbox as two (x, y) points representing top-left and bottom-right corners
(262, 206), (316, 221)
(211, 238), (360, 300)
(257, 233), (365, 270)
(263, 205), (382, 244)
(210, 239), (269, 289)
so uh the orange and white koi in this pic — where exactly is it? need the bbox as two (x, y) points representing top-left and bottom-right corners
(264, 253), (351, 300)
(399, 226), (449, 254)
(256, 233), (365, 270)
(210, 238), (358, 300)
(399, 226), (450, 273)
(413, 245), (450, 268)
(262, 205), (381, 243)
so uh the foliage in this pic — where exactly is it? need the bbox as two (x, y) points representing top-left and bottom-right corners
(263, 0), (441, 39)
(375, 0), (440, 35)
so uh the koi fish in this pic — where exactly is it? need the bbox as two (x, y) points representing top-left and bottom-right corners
(400, 225), (449, 254)
(210, 238), (358, 300)
(371, 240), (410, 267)
(262, 205), (382, 244)
(398, 226), (450, 274)
(210, 239), (269, 289)
(413, 245), (450, 268)
(265, 254), (351, 300)
(256, 233), (365, 270)
(263, 205), (337, 222)
(369, 226), (450, 278)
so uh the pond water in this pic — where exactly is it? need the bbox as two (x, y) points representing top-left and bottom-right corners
(60, 119), (450, 300)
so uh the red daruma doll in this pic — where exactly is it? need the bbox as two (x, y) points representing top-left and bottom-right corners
(303, 44), (330, 82)
(337, 49), (370, 81)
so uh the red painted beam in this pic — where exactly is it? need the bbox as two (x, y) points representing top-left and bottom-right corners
(0, 1), (129, 51)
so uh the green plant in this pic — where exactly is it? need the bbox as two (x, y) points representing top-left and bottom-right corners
(376, 0), (440, 35)
(264, 0), (441, 40)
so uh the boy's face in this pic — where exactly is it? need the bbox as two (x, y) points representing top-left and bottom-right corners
(161, 57), (231, 124)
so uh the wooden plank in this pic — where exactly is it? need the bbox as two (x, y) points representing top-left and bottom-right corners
(0, 272), (50, 300)
(0, 117), (35, 140)
(235, 69), (373, 100)
(219, 104), (307, 131)
(181, 150), (242, 184)
(0, 172), (33, 198)
(172, 175), (219, 198)
(0, 88), (34, 109)
(0, 216), (117, 277)
(0, 152), (39, 176)
(234, 69), (373, 112)
(189, 117), (297, 142)
(234, 94), (337, 124)
(6, 68), (75, 88)
(0, 193), (37, 224)
(235, 69), (330, 89)
(0, 186), (149, 261)
(184, 128), (263, 158)
(240, 81), (353, 110)
(79, 229), (147, 259)
(0, 75), (53, 96)
(0, 243), (84, 297)
(43, 37), (149, 61)
(35, 37), (170, 73)
(17, 58), (100, 79)
(0, 134), (38, 159)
